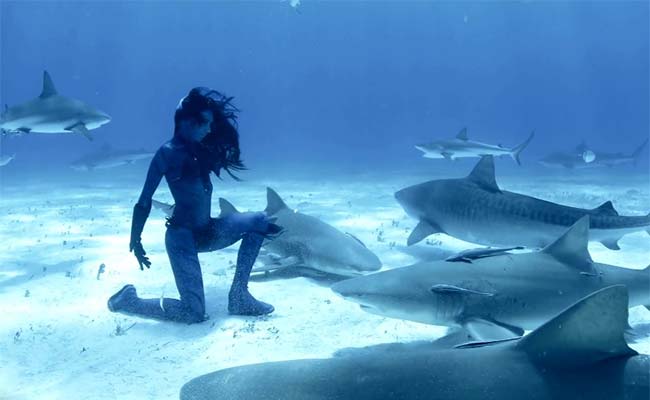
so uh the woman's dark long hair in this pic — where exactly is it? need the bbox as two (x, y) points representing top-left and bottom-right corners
(174, 87), (246, 180)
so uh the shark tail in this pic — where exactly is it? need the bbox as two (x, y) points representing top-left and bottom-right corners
(510, 130), (535, 166)
(631, 138), (648, 166)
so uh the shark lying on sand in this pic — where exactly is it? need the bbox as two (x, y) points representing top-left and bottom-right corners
(395, 155), (650, 250)
(332, 216), (650, 341)
(181, 285), (649, 400)
(0, 71), (110, 140)
(225, 188), (382, 277)
(415, 128), (534, 165)
(152, 188), (382, 277)
(70, 145), (154, 170)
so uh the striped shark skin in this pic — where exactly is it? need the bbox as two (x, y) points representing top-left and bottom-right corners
(331, 217), (650, 341)
(395, 156), (650, 250)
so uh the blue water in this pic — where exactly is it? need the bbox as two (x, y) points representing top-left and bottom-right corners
(1, 1), (648, 174)
(1, 2), (649, 399)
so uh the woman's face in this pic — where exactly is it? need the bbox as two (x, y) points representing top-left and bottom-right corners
(190, 111), (213, 142)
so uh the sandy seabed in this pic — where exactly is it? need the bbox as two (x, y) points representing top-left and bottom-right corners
(1, 165), (648, 400)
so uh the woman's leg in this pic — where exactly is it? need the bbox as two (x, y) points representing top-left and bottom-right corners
(107, 226), (207, 324)
(198, 212), (280, 315)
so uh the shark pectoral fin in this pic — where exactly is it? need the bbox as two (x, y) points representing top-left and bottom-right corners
(517, 285), (636, 367)
(600, 238), (621, 250)
(66, 122), (93, 140)
(441, 152), (454, 161)
(407, 220), (443, 246)
(462, 318), (524, 341)
(542, 215), (594, 271)
(218, 198), (240, 217)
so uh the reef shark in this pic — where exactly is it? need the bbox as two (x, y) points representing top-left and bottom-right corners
(395, 155), (650, 250)
(181, 285), (649, 400)
(151, 188), (383, 277)
(415, 128), (534, 165)
(70, 145), (154, 170)
(331, 216), (650, 341)
(0, 71), (111, 140)
(539, 139), (648, 169)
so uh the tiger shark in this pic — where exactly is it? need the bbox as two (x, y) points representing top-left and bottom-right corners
(331, 216), (650, 341)
(0, 71), (111, 140)
(415, 128), (535, 165)
(395, 155), (650, 250)
(180, 286), (649, 400)
(151, 188), (383, 277)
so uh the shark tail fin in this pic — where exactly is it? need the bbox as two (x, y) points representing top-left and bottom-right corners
(510, 130), (535, 166)
(631, 138), (648, 166)
(517, 285), (636, 367)
(219, 198), (240, 217)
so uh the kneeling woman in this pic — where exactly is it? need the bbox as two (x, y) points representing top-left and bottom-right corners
(108, 87), (281, 323)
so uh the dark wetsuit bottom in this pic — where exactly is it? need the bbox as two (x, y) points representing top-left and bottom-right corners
(115, 212), (270, 324)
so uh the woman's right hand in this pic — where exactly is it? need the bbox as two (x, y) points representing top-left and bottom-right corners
(130, 240), (152, 270)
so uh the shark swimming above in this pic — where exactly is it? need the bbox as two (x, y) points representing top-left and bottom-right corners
(539, 139), (649, 169)
(395, 155), (650, 250)
(332, 216), (650, 341)
(415, 128), (535, 165)
(181, 285), (649, 400)
(152, 188), (382, 277)
(0, 71), (111, 140)
(70, 145), (154, 170)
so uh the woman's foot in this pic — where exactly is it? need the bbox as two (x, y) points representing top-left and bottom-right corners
(228, 288), (274, 316)
(107, 284), (137, 312)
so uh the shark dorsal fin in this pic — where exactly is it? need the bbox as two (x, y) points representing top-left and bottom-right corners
(265, 187), (289, 215)
(467, 156), (500, 193)
(592, 201), (619, 216)
(40, 70), (58, 98)
(456, 128), (468, 141)
(542, 216), (593, 270)
(219, 198), (240, 217)
(517, 285), (636, 367)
